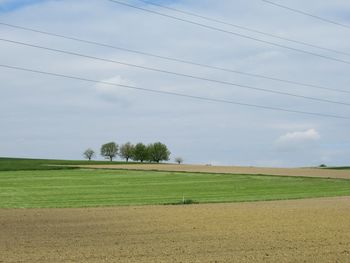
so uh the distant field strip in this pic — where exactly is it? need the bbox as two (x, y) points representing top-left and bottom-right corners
(0, 158), (131, 171)
(76, 164), (350, 179)
(1, 169), (350, 208)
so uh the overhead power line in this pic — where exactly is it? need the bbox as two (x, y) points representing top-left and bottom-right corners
(0, 63), (348, 120)
(137, 0), (350, 57)
(107, 0), (350, 66)
(260, 0), (350, 30)
(2, 37), (350, 107)
(0, 22), (349, 94)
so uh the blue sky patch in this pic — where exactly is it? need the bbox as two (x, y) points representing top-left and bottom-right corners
(0, 0), (46, 13)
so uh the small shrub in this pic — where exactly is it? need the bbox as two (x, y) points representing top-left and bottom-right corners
(183, 199), (194, 204)
(164, 199), (197, 205)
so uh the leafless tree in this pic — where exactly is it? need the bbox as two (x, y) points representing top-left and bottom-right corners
(83, 148), (95, 161)
(175, 157), (184, 164)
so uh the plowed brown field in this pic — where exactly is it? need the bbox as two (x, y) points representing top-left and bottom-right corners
(1, 197), (350, 262)
(75, 164), (350, 179)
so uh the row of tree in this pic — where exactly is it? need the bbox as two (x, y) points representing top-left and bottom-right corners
(84, 142), (176, 163)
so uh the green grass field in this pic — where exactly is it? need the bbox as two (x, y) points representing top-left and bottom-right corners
(1, 168), (350, 208)
(0, 157), (131, 171)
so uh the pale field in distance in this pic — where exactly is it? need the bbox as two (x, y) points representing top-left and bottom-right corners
(75, 163), (350, 179)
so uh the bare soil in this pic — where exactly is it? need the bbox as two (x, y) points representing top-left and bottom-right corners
(1, 197), (350, 262)
(76, 164), (350, 179)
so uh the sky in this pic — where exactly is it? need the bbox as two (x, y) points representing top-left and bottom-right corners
(0, 0), (349, 167)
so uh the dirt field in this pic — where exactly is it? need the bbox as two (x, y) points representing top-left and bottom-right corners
(1, 197), (350, 262)
(75, 164), (350, 179)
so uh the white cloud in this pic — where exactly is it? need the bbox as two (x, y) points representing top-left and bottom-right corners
(275, 129), (321, 151)
(94, 75), (134, 104)
(277, 129), (321, 143)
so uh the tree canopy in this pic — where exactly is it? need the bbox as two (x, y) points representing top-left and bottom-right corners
(133, 143), (149, 162)
(119, 142), (134, 162)
(86, 141), (172, 163)
(148, 142), (171, 163)
(100, 142), (118, 161)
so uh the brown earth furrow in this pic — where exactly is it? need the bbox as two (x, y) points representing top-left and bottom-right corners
(1, 197), (350, 262)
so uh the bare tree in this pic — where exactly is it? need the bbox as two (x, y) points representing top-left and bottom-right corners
(175, 157), (183, 164)
(83, 148), (95, 161)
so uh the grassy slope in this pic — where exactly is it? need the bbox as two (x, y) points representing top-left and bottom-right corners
(1, 169), (350, 208)
(0, 157), (131, 171)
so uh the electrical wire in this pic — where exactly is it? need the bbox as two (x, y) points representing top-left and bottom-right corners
(107, 0), (350, 65)
(0, 22), (348, 94)
(260, 0), (350, 30)
(1, 37), (350, 106)
(0, 63), (348, 119)
(137, 0), (350, 57)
